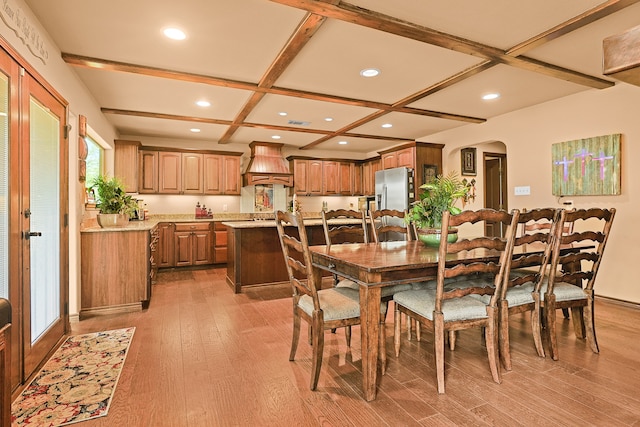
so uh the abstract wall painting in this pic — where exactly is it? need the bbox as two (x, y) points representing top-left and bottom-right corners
(552, 134), (621, 196)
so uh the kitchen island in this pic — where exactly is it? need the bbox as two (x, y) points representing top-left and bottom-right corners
(223, 217), (361, 293)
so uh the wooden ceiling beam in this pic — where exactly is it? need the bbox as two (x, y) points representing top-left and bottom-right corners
(270, 0), (615, 89)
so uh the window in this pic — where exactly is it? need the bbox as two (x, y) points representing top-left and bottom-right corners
(84, 135), (103, 189)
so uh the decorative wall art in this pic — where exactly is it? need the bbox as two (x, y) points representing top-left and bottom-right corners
(423, 164), (438, 184)
(254, 184), (274, 212)
(461, 147), (477, 176)
(551, 133), (621, 196)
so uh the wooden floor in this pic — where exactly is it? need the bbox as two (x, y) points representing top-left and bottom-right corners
(64, 267), (640, 427)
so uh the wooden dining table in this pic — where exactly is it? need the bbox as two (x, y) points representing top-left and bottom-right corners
(308, 239), (582, 401)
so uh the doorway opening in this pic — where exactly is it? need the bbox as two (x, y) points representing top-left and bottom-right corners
(484, 152), (508, 237)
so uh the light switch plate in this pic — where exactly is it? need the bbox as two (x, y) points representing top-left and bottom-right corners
(514, 186), (531, 196)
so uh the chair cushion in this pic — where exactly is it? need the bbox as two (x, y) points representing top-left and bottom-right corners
(539, 281), (588, 302)
(298, 287), (387, 321)
(393, 289), (489, 322)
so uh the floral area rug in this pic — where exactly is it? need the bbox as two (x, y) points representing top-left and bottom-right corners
(12, 327), (135, 427)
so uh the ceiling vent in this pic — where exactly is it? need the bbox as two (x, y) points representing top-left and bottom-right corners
(287, 120), (311, 126)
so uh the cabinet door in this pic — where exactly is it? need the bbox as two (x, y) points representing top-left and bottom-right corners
(114, 140), (139, 193)
(159, 152), (182, 194)
(338, 162), (354, 195)
(138, 151), (158, 193)
(203, 154), (223, 194)
(396, 147), (415, 169)
(213, 222), (227, 264)
(381, 152), (397, 170)
(222, 156), (241, 195)
(192, 230), (212, 265)
(353, 162), (363, 196)
(293, 159), (308, 195)
(174, 231), (193, 267)
(157, 222), (175, 267)
(322, 161), (339, 195)
(182, 153), (203, 194)
(308, 160), (323, 195)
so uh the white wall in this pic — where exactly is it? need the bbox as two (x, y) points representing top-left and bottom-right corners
(423, 83), (640, 304)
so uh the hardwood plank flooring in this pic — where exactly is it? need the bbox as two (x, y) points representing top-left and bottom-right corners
(62, 267), (640, 427)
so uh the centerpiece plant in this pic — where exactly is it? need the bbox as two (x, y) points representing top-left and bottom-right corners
(405, 171), (474, 245)
(90, 175), (138, 227)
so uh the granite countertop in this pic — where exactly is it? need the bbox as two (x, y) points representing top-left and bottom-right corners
(80, 212), (325, 233)
(222, 218), (363, 229)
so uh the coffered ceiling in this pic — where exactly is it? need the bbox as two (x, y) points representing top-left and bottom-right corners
(24, 0), (640, 156)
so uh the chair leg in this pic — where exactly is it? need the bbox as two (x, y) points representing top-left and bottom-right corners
(379, 320), (387, 375)
(310, 313), (324, 390)
(562, 308), (570, 319)
(308, 324), (312, 345)
(498, 299), (512, 371)
(570, 306), (586, 339)
(290, 312), (301, 361)
(448, 330), (457, 351)
(407, 315), (413, 341)
(485, 309), (501, 385)
(583, 294), (599, 353)
(434, 313), (446, 394)
(345, 325), (352, 347)
(416, 320), (422, 342)
(394, 304), (402, 357)
(546, 295), (559, 361)
(530, 295), (545, 358)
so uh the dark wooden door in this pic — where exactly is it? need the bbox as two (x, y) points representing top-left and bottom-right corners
(484, 153), (507, 237)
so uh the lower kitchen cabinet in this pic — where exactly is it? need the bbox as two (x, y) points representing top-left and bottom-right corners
(80, 226), (156, 318)
(174, 223), (212, 266)
(213, 222), (227, 264)
(157, 222), (175, 267)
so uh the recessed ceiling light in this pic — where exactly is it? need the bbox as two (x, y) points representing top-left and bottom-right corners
(278, 112), (288, 116)
(190, 128), (201, 133)
(482, 93), (500, 100)
(360, 68), (380, 78)
(338, 140), (348, 145)
(271, 135), (281, 140)
(324, 117), (333, 122)
(163, 28), (186, 40)
(196, 100), (210, 107)
(381, 123), (393, 128)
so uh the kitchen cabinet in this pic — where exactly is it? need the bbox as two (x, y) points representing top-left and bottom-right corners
(322, 161), (339, 195)
(213, 222), (228, 263)
(290, 158), (323, 196)
(157, 222), (175, 267)
(159, 151), (182, 194)
(378, 142), (444, 191)
(362, 158), (381, 196)
(174, 223), (212, 267)
(339, 162), (354, 195)
(80, 226), (156, 318)
(114, 140), (140, 193)
(203, 154), (242, 195)
(138, 150), (158, 194)
(353, 162), (363, 195)
(182, 153), (204, 194)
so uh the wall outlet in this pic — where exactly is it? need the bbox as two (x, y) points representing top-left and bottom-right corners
(514, 186), (531, 196)
(223, 204), (228, 212)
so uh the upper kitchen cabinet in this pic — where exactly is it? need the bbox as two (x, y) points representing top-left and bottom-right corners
(362, 158), (381, 196)
(378, 142), (444, 191)
(114, 140), (140, 193)
(159, 152), (182, 194)
(204, 154), (242, 195)
(138, 150), (158, 194)
(136, 147), (242, 195)
(290, 158), (323, 196)
(289, 157), (359, 196)
(182, 153), (204, 194)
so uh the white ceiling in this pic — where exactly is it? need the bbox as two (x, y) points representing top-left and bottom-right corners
(24, 0), (640, 157)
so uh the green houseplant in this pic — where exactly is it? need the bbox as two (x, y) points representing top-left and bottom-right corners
(90, 175), (138, 227)
(406, 171), (473, 245)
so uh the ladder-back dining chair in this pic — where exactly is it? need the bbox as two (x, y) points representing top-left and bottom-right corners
(369, 209), (413, 243)
(393, 208), (519, 394)
(275, 210), (388, 390)
(321, 209), (368, 288)
(543, 207), (615, 361)
(498, 207), (559, 370)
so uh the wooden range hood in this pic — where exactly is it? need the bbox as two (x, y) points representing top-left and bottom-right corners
(242, 141), (294, 187)
(603, 24), (640, 87)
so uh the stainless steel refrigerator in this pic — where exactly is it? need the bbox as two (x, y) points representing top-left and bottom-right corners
(374, 167), (414, 240)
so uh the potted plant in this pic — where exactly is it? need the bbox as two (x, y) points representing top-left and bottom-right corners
(90, 175), (138, 227)
(405, 171), (474, 246)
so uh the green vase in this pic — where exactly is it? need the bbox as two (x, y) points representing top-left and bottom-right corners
(416, 228), (458, 247)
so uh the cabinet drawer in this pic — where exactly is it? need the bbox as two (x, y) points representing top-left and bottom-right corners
(174, 222), (211, 232)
